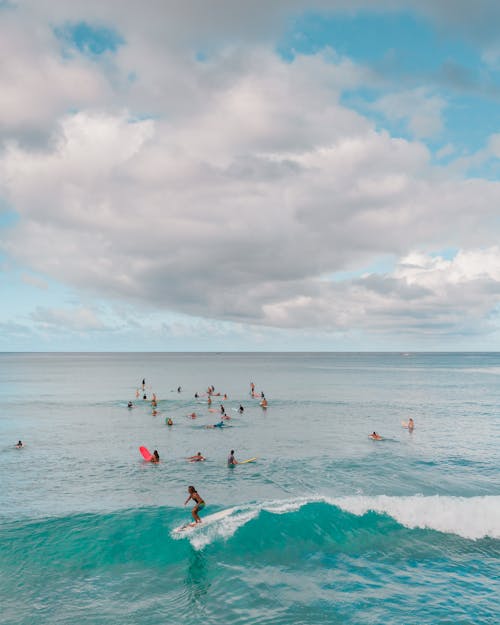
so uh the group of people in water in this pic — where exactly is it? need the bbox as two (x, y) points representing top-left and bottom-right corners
(130, 378), (416, 524)
(130, 379), (265, 525)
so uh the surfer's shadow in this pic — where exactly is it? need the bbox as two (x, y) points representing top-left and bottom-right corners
(185, 550), (210, 607)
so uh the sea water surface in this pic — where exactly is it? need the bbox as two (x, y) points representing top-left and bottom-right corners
(1, 352), (499, 624)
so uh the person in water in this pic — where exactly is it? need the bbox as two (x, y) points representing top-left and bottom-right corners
(187, 451), (205, 462)
(370, 431), (382, 440)
(127, 401), (133, 408)
(184, 485), (205, 524)
(142, 378), (146, 390)
(166, 417), (173, 426)
(260, 397), (268, 408)
(206, 420), (225, 429)
(194, 392), (199, 398)
(220, 404), (225, 414)
(227, 449), (238, 466)
(177, 386), (182, 393)
(150, 450), (160, 463)
(238, 405), (244, 413)
(408, 418), (415, 431)
(143, 394), (147, 400)
(15, 440), (23, 448)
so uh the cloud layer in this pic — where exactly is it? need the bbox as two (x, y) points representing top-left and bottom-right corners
(2, 1), (500, 345)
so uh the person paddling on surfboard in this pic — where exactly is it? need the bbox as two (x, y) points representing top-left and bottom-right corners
(184, 485), (205, 524)
(187, 451), (205, 462)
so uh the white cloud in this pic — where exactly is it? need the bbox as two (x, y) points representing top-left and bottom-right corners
(2, 2), (500, 345)
(31, 306), (107, 331)
(371, 88), (446, 139)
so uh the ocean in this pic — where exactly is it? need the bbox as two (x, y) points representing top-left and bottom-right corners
(1, 352), (499, 624)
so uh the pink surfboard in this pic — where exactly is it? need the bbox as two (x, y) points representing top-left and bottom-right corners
(139, 446), (153, 461)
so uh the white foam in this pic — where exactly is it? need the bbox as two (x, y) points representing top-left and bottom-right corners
(188, 508), (259, 550)
(329, 495), (500, 540)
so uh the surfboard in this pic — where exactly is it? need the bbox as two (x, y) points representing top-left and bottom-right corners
(238, 457), (257, 464)
(172, 507), (236, 535)
(139, 446), (153, 461)
(368, 435), (383, 441)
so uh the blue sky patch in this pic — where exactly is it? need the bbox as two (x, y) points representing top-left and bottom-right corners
(55, 21), (124, 57)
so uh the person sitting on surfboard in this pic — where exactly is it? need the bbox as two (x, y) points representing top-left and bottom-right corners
(187, 452), (205, 462)
(150, 450), (160, 463)
(227, 450), (238, 466)
(184, 485), (205, 524)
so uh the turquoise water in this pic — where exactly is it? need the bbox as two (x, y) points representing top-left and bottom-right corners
(1, 352), (499, 624)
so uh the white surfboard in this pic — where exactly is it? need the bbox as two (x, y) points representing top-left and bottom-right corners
(172, 507), (236, 535)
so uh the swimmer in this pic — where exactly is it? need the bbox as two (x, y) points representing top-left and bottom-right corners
(15, 440), (23, 448)
(177, 386), (182, 393)
(150, 450), (160, 463)
(238, 405), (244, 413)
(166, 417), (173, 426)
(227, 449), (238, 466)
(143, 394), (147, 400)
(187, 452), (205, 462)
(189, 412), (197, 419)
(194, 392), (199, 398)
(184, 485), (205, 524)
(127, 401), (133, 408)
(260, 397), (268, 408)
(206, 420), (225, 429)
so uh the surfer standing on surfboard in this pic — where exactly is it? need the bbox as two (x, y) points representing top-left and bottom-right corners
(184, 486), (205, 524)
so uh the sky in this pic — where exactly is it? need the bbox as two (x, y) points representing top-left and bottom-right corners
(2, 1), (500, 351)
